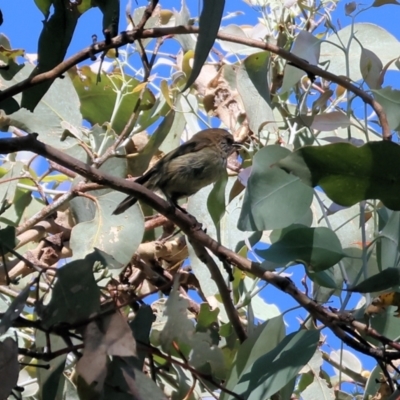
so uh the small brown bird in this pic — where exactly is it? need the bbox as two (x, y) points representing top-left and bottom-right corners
(112, 128), (240, 215)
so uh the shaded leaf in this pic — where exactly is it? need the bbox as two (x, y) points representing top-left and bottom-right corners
(238, 145), (313, 231)
(0, 225), (17, 250)
(36, 332), (67, 400)
(77, 311), (137, 392)
(256, 226), (345, 271)
(104, 357), (167, 400)
(277, 141), (400, 210)
(129, 305), (154, 369)
(0, 338), (19, 400)
(231, 330), (320, 400)
(281, 31), (321, 93)
(221, 316), (285, 400)
(183, 0), (225, 90)
(160, 281), (226, 378)
(207, 171), (228, 239)
(360, 47), (383, 89)
(349, 268), (400, 293)
(376, 210), (400, 271)
(0, 283), (30, 334)
(126, 110), (176, 176)
(22, 0), (79, 110)
(95, 0), (120, 37)
(36, 257), (101, 329)
(372, 87), (400, 131)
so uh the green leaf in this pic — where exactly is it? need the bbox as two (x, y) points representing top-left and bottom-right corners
(196, 304), (220, 331)
(77, 0), (93, 14)
(221, 316), (285, 400)
(182, 0), (225, 90)
(69, 191), (144, 267)
(94, 0), (120, 37)
(88, 124), (127, 179)
(126, 110), (176, 176)
(238, 145), (314, 231)
(34, 0), (52, 18)
(207, 171), (228, 240)
(308, 269), (339, 289)
(22, 0), (79, 110)
(0, 338), (19, 400)
(281, 31), (321, 93)
(160, 281), (226, 378)
(36, 332), (67, 400)
(0, 284), (30, 334)
(277, 141), (400, 210)
(36, 257), (101, 329)
(0, 225), (17, 250)
(86, 248), (124, 275)
(372, 87), (400, 130)
(69, 66), (155, 134)
(8, 64), (84, 158)
(104, 357), (167, 400)
(0, 34), (24, 82)
(349, 267), (400, 293)
(231, 330), (320, 400)
(237, 51), (277, 135)
(360, 47), (383, 90)
(256, 226), (345, 271)
(377, 210), (400, 271)
(129, 305), (154, 369)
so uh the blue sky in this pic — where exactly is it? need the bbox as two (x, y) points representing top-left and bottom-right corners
(2, 0), (400, 386)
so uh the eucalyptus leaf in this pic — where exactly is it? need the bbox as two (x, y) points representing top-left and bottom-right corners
(183, 0), (225, 90)
(238, 145), (313, 231)
(349, 267), (400, 293)
(278, 141), (400, 210)
(228, 330), (320, 400)
(256, 226), (345, 271)
(237, 51), (277, 135)
(70, 191), (144, 267)
(36, 257), (101, 329)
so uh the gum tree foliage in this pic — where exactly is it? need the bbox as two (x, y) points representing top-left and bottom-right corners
(0, 0), (400, 399)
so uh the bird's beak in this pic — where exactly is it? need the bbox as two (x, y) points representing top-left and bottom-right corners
(233, 142), (242, 150)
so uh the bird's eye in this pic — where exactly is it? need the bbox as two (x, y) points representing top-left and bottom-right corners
(226, 136), (233, 144)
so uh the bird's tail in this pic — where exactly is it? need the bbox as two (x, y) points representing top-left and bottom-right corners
(112, 195), (138, 215)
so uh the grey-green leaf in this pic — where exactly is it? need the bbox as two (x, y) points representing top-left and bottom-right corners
(256, 226), (345, 271)
(238, 145), (313, 231)
(182, 0), (225, 91)
(231, 330), (320, 400)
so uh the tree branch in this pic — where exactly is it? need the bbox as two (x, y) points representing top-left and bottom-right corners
(0, 133), (395, 363)
(0, 26), (391, 139)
